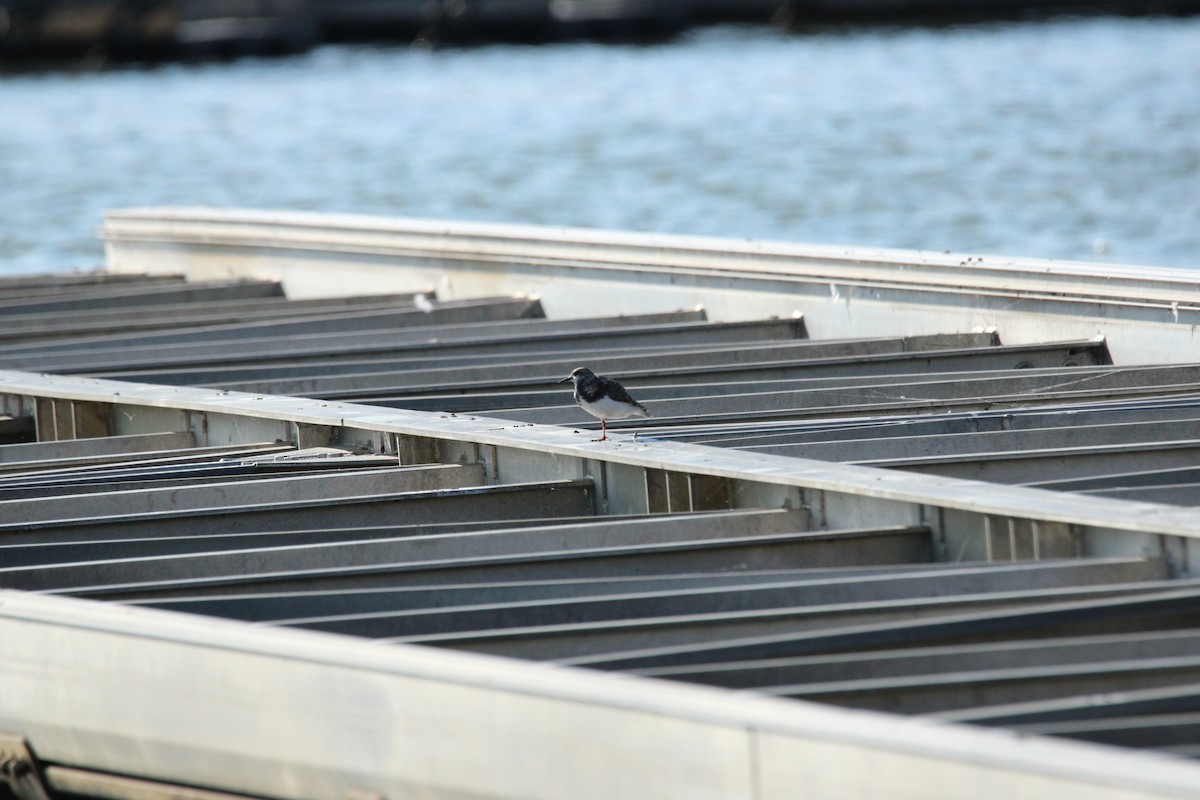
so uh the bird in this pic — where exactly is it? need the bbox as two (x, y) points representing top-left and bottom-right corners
(559, 367), (650, 442)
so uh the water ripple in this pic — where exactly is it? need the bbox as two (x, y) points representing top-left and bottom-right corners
(1, 17), (1197, 274)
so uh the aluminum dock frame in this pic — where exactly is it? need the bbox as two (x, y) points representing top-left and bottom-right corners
(1, 207), (1200, 799)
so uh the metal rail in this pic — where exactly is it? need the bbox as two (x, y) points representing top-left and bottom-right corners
(101, 207), (1200, 364)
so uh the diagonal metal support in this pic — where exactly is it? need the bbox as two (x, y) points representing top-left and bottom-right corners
(0, 734), (52, 800)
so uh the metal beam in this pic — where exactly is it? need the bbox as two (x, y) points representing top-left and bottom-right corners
(0, 464), (483, 523)
(557, 586), (1200, 671)
(184, 331), (995, 396)
(635, 628), (1200, 691)
(0, 442), (296, 479)
(1017, 712), (1200, 751)
(92, 310), (719, 383)
(410, 582), (1170, 662)
(311, 340), (1108, 403)
(936, 680), (1200, 726)
(0, 270), (182, 296)
(5, 368), (1200, 552)
(0, 509), (806, 585)
(99, 207), (1200, 367)
(0, 479), (597, 548)
(7, 589), (1200, 800)
(881, 440), (1200, 484)
(685, 398), (1200, 448)
(484, 362), (1200, 429)
(755, 418), (1200, 463)
(0, 279), (283, 316)
(0, 508), (805, 568)
(1079, 483), (1200, 506)
(130, 564), (976, 623)
(0, 298), (545, 372)
(0, 292), (427, 344)
(0, 432), (195, 464)
(277, 556), (1161, 641)
(765, 656), (1200, 715)
(0, 516), (603, 570)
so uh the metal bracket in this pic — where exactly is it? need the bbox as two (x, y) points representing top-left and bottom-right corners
(0, 734), (52, 800)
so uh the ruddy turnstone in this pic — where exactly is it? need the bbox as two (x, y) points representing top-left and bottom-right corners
(560, 367), (650, 441)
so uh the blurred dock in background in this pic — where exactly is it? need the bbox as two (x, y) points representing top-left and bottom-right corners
(3, 0), (1200, 61)
(0, 0), (317, 61)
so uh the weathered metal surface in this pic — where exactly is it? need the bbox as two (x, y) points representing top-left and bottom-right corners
(0, 431), (195, 463)
(559, 586), (1200, 672)
(0, 298), (546, 373)
(0, 442), (296, 477)
(0, 278), (283, 316)
(884, 440), (1200, 484)
(43, 766), (261, 800)
(0, 479), (598, 549)
(5, 369), (1200, 547)
(459, 363), (1200, 431)
(690, 396), (1200, 446)
(0, 733), (53, 800)
(275, 556), (1162, 641)
(416, 582), (1173, 662)
(155, 329), (990, 390)
(755, 418), (1200, 463)
(1017, 712), (1200, 751)
(214, 338), (1098, 401)
(99, 207), (1200, 365)
(6, 591), (1200, 800)
(635, 629), (1200, 690)
(0, 292), (427, 344)
(0, 463), (482, 523)
(0, 270), (182, 295)
(135, 567), (977, 623)
(769, 654), (1200, 715)
(0, 454), (403, 501)
(1, 508), (811, 592)
(936, 680), (1200, 726)
(7, 222), (1200, 795)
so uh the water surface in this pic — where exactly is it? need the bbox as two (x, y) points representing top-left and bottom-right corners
(2, 17), (1198, 275)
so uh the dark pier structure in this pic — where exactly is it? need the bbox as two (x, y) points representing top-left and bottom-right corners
(0, 0), (317, 60)
(2, 0), (1199, 61)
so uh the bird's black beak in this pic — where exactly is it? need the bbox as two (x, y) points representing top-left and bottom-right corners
(558, 376), (572, 384)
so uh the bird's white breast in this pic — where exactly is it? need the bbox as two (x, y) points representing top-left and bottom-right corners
(577, 393), (649, 420)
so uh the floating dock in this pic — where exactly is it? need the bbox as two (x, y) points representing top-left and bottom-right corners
(3, 206), (1200, 798)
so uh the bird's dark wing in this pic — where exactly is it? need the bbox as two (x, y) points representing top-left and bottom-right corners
(599, 377), (649, 414)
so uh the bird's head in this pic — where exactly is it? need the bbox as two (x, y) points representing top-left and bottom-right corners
(560, 367), (594, 385)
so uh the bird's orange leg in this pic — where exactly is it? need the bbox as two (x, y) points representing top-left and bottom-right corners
(593, 418), (608, 442)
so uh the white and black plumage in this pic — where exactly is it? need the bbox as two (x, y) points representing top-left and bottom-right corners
(560, 367), (650, 441)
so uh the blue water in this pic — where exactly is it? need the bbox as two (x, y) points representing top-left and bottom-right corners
(2, 17), (1198, 275)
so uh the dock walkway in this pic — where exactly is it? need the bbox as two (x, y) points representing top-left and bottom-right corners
(4, 213), (1200, 798)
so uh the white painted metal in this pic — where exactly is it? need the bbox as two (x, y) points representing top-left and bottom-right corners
(4, 590), (1200, 800)
(102, 207), (1200, 364)
(3, 368), (1199, 545)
